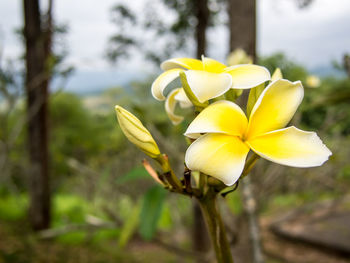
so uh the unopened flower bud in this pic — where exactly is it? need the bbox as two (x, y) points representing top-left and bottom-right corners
(115, 105), (161, 158)
(271, 68), (283, 82)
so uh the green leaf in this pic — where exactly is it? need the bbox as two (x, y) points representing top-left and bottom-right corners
(139, 186), (166, 240)
(117, 166), (149, 184)
(158, 203), (173, 230)
(118, 200), (141, 248)
(246, 83), (265, 118)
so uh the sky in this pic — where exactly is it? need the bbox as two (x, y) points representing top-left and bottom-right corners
(0, 0), (349, 91)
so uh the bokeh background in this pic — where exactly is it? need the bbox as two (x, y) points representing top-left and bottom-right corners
(0, 0), (349, 262)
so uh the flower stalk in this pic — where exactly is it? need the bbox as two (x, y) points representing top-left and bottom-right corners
(156, 154), (183, 192)
(242, 153), (260, 177)
(198, 188), (234, 263)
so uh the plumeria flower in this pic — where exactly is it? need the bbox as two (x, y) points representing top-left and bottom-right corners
(184, 79), (332, 186)
(226, 48), (253, 66)
(306, 75), (321, 88)
(165, 87), (192, 125)
(151, 56), (271, 104)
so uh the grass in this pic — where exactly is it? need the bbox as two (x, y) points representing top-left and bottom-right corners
(0, 192), (181, 262)
(0, 193), (28, 221)
(0, 192), (122, 245)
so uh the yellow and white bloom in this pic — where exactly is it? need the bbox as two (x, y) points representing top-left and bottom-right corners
(152, 56), (271, 104)
(184, 79), (332, 186)
(115, 105), (161, 158)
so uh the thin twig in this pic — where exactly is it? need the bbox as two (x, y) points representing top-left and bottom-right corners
(184, 167), (192, 194)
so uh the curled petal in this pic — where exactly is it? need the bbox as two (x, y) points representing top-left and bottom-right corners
(185, 134), (250, 186)
(224, 64), (271, 89)
(185, 100), (248, 139)
(247, 126), (332, 167)
(151, 69), (182, 101)
(185, 70), (232, 103)
(174, 88), (192, 108)
(161, 58), (203, 71)
(165, 88), (185, 125)
(246, 79), (304, 139)
(202, 56), (227, 73)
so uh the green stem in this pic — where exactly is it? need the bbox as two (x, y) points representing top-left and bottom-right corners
(242, 153), (260, 177)
(156, 154), (183, 192)
(199, 172), (206, 193)
(198, 191), (234, 263)
(225, 89), (242, 102)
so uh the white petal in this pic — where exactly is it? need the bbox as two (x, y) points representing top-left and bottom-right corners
(224, 64), (271, 89)
(246, 79), (304, 139)
(184, 70), (232, 103)
(165, 88), (185, 125)
(185, 134), (250, 186)
(185, 100), (248, 139)
(247, 126), (332, 167)
(174, 88), (192, 108)
(161, 58), (203, 71)
(151, 69), (182, 101)
(201, 56), (227, 73)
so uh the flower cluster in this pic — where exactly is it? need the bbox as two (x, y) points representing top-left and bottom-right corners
(115, 56), (331, 187)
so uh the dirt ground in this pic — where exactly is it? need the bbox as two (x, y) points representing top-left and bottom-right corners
(261, 219), (350, 263)
(261, 197), (350, 263)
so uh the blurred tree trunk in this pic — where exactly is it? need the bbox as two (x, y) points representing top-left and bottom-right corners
(228, 0), (256, 61)
(228, 0), (256, 108)
(195, 0), (209, 59)
(344, 54), (350, 77)
(193, 0), (211, 261)
(23, 0), (52, 231)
